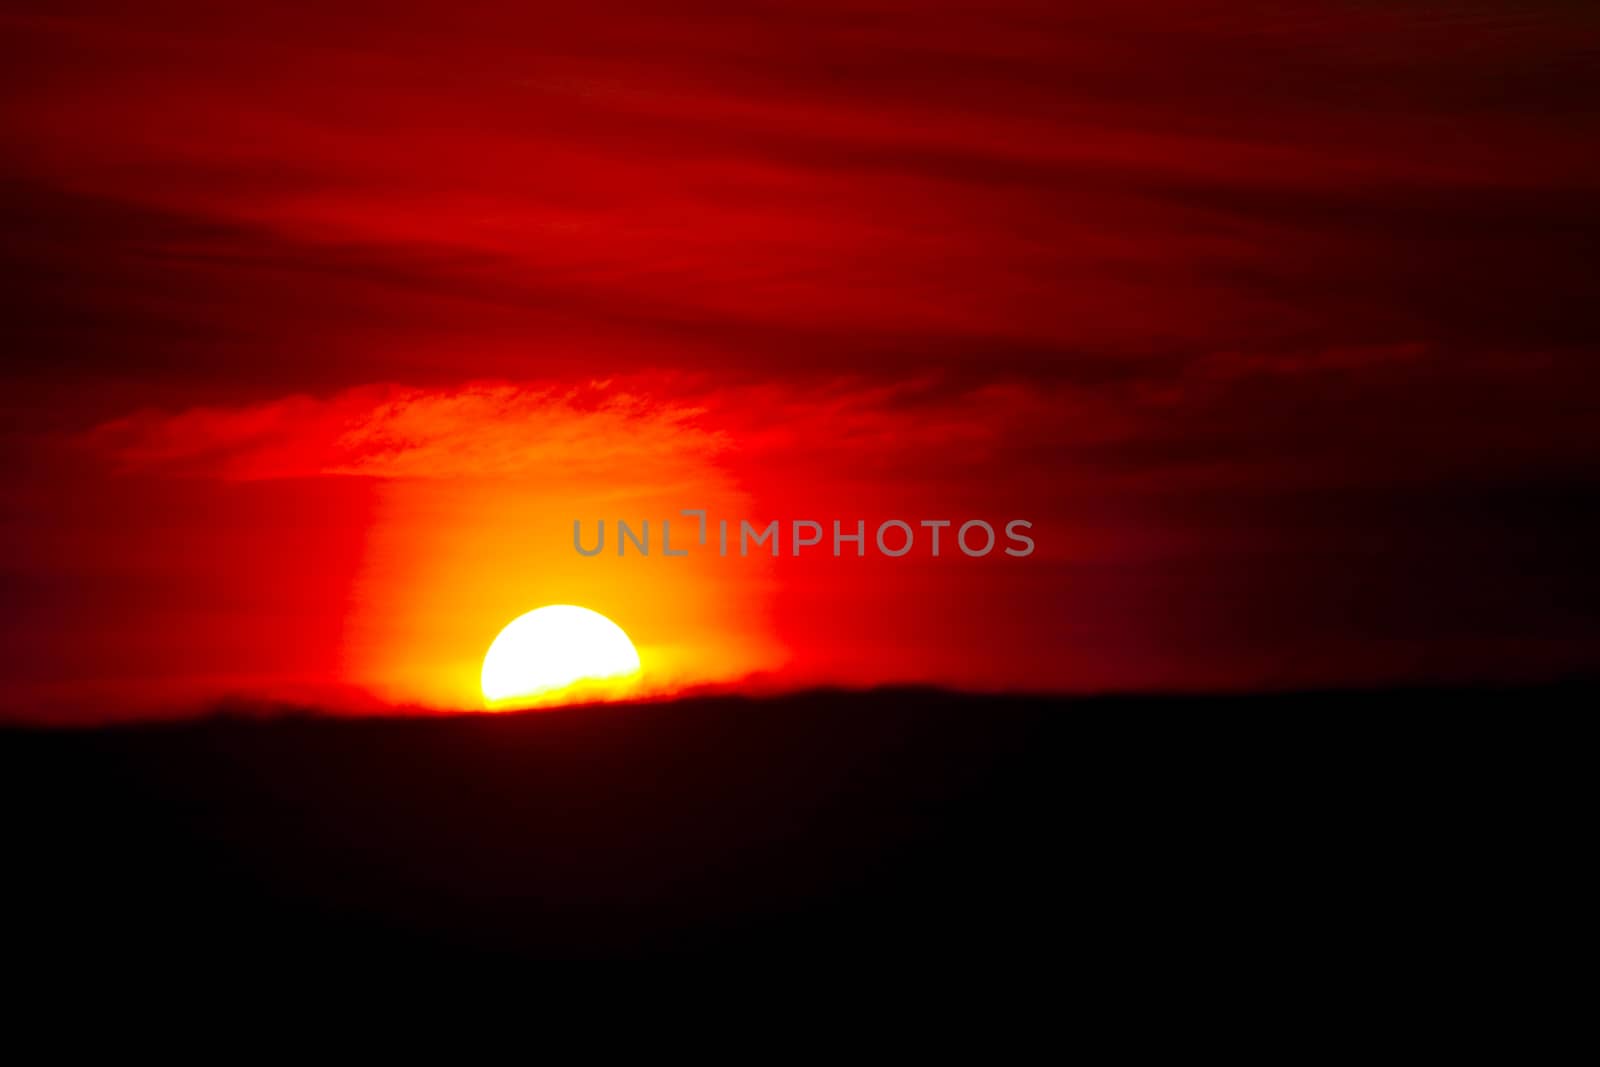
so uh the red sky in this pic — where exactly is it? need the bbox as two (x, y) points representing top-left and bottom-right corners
(3, 1), (1598, 719)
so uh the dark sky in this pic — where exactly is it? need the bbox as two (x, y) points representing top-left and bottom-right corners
(3, 1), (1598, 717)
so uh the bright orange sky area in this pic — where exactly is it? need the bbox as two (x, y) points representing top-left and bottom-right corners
(62, 377), (1080, 712)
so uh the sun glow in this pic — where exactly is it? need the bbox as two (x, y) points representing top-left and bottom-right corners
(480, 605), (642, 710)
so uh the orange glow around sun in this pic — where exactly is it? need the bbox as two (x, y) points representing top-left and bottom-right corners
(327, 383), (787, 710)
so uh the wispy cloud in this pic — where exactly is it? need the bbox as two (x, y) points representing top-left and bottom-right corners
(82, 380), (731, 484)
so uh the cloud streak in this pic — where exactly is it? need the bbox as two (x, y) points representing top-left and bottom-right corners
(82, 380), (731, 483)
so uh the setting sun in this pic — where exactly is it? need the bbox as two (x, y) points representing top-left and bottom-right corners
(481, 605), (642, 710)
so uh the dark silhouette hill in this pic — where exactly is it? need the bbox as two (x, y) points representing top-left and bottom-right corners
(1, 686), (1583, 976)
